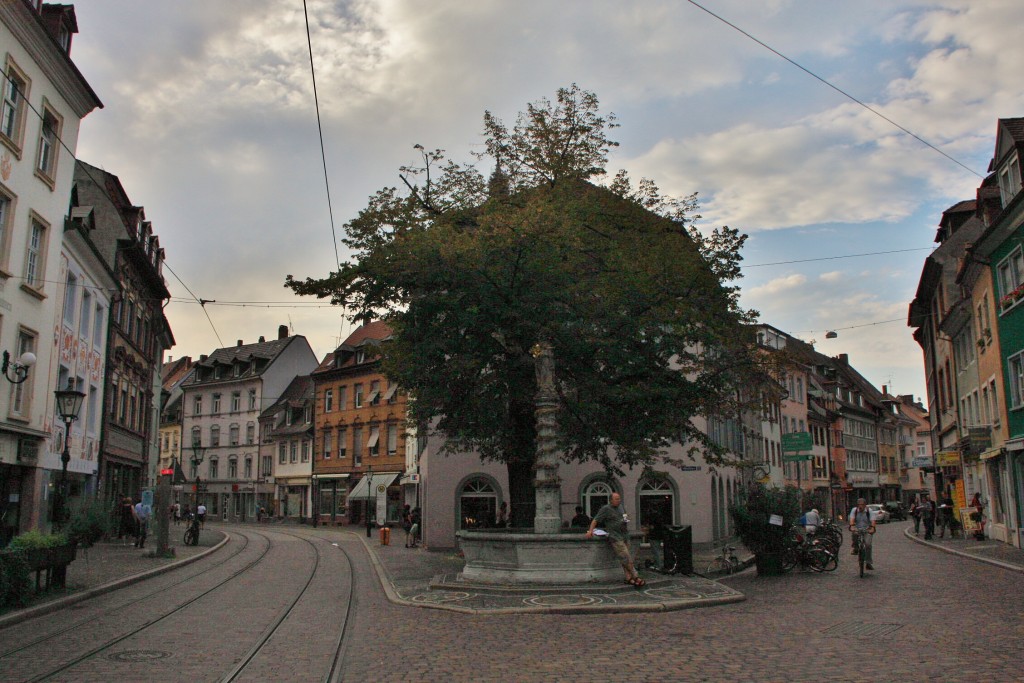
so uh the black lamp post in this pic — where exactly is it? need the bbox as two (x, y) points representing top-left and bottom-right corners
(2, 349), (36, 384)
(365, 465), (373, 538)
(191, 442), (206, 510)
(53, 378), (86, 529)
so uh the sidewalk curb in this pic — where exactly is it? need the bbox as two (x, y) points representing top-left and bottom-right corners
(351, 531), (745, 615)
(903, 526), (1024, 574)
(0, 532), (230, 630)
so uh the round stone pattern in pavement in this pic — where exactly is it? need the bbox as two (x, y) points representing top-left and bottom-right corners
(107, 650), (172, 662)
(523, 594), (603, 607)
(643, 587), (703, 600)
(410, 591), (473, 604)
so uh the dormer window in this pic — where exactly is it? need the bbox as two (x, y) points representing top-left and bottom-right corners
(356, 349), (365, 364)
(250, 360), (256, 374)
(214, 366), (221, 379)
(999, 152), (1022, 207)
(233, 364), (241, 377)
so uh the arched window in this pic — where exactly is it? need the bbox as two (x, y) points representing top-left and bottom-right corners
(582, 480), (615, 519)
(459, 477), (497, 529)
(717, 477), (726, 541)
(638, 477), (675, 528)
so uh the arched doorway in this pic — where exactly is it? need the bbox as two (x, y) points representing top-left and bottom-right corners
(459, 477), (498, 529)
(582, 480), (616, 519)
(638, 477), (676, 528)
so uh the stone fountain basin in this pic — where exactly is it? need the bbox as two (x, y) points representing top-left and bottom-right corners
(457, 529), (641, 585)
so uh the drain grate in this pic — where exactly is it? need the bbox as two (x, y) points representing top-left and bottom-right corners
(107, 650), (171, 662)
(822, 621), (903, 638)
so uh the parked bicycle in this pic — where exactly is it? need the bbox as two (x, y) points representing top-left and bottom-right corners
(782, 530), (838, 573)
(705, 545), (741, 575)
(183, 514), (201, 547)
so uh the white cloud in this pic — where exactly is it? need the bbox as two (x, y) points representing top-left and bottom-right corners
(819, 271), (844, 282)
(748, 274), (807, 297)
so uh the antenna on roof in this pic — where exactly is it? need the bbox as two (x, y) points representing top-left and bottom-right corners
(288, 315), (294, 333)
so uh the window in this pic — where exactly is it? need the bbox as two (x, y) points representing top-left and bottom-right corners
(278, 442), (286, 465)
(229, 424), (239, 445)
(999, 152), (1022, 207)
(209, 459), (219, 479)
(212, 393), (221, 414)
(210, 424), (220, 447)
(997, 247), (1024, 310)
(24, 217), (47, 289)
(990, 380), (1000, 425)
(301, 440), (310, 462)
(323, 431), (332, 459)
(338, 386), (346, 411)
(262, 454), (272, 478)
(352, 426), (362, 465)
(9, 329), (34, 416)
(325, 389), (333, 412)
(193, 395), (203, 415)
(88, 385), (98, 434)
(192, 426), (201, 447)
(233, 364), (241, 377)
(228, 458), (237, 478)
(1008, 352), (1024, 410)
(383, 382), (398, 404)
(367, 426), (380, 456)
(639, 478), (675, 529)
(35, 104), (62, 182)
(246, 423), (255, 445)
(289, 440), (297, 463)
(368, 380), (380, 406)
(248, 389), (257, 410)
(63, 272), (77, 324)
(231, 392), (240, 412)
(356, 350), (365, 364)
(1, 60), (29, 147)
(387, 424), (398, 455)
(244, 457), (252, 478)
(0, 190), (13, 269)
(79, 289), (92, 338)
(459, 478), (497, 530)
(354, 384), (363, 408)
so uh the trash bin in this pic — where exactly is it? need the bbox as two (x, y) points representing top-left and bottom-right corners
(379, 526), (391, 546)
(662, 525), (692, 575)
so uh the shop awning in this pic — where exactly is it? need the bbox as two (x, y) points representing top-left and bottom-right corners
(980, 447), (1004, 461)
(366, 429), (379, 449)
(348, 472), (400, 499)
(313, 473), (350, 480)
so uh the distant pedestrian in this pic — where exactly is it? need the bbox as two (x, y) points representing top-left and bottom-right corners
(118, 496), (135, 539)
(408, 508), (421, 548)
(183, 503), (192, 521)
(803, 508), (821, 534)
(133, 497), (152, 549)
(938, 492), (955, 538)
(256, 506), (263, 523)
(173, 502), (182, 526)
(919, 493), (936, 540)
(496, 501), (509, 528)
(910, 499), (921, 535)
(570, 506), (591, 529)
(197, 503), (207, 529)
(401, 504), (413, 547)
(970, 492), (985, 540)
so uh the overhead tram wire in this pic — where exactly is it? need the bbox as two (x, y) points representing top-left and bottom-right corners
(1, 72), (224, 346)
(683, 0), (984, 179)
(743, 247), (934, 269)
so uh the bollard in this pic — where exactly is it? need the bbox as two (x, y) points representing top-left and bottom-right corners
(380, 525), (391, 546)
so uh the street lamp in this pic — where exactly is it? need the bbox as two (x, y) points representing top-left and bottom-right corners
(191, 442), (206, 510)
(53, 378), (86, 528)
(365, 465), (373, 538)
(2, 349), (36, 384)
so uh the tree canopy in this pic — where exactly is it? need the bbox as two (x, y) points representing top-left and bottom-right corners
(287, 85), (770, 524)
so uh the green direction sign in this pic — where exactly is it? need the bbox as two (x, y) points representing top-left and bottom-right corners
(783, 454), (813, 462)
(781, 431), (812, 453)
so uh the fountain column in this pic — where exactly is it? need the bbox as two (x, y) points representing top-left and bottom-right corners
(531, 342), (561, 534)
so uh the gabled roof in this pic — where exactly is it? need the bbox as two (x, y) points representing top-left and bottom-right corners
(313, 321), (393, 375)
(260, 374), (314, 435)
(188, 336), (301, 385)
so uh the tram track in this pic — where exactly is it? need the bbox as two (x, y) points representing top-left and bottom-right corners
(24, 528), (277, 682)
(0, 530), (253, 660)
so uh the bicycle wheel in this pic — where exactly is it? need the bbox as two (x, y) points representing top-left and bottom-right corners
(810, 547), (838, 572)
(781, 546), (798, 572)
(858, 541), (865, 578)
(184, 528), (198, 546)
(705, 558), (724, 575)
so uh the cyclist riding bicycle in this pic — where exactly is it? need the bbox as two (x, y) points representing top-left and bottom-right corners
(848, 498), (876, 570)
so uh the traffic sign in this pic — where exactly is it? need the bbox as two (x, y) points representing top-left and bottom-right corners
(783, 454), (812, 462)
(781, 431), (812, 452)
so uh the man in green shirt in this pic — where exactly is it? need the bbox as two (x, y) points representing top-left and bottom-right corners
(586, 492), (644, 586)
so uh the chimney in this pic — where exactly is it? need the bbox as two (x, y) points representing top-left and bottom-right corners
(278, 325), (289, 340)
(258, 336), (265, 343)
(837, 353), (849, 365)
(200, 354), (208, 362)
(167, 355), (173, 364)
(882, 385), (887, 396)
(237, 339), (243, 347)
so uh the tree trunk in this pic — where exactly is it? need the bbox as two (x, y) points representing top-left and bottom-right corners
(507, 397), (537, 528)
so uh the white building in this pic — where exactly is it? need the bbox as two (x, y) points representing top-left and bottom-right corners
(0, 1), (101, 540)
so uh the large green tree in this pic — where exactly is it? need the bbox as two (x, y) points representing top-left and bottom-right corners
(287, 85), (769, 527)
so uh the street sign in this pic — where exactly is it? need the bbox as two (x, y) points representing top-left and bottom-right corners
(781, 431), (812, 452)
(783, 454), (812, 462)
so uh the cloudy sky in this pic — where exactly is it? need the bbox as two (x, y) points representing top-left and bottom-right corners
(67, 0), (1024, 402)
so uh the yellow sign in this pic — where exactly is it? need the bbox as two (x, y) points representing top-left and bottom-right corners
(954, 479), (966, 518)
(935, 451), (961, 467)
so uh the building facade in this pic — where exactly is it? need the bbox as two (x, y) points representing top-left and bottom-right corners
(260, 374), (313, 519)
(0, 1), (101, 540)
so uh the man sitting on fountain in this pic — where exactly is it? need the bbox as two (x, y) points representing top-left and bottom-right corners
(585, 492), (645, 587)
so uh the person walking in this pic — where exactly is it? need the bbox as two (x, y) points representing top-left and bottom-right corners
(401, 504), (413, 547)
(118, 496), (134, 539)
(970, 492), (985, 540)
(173, 502), (181, 526)
(938, 492), (955, 538)
(133, 497), (152, 549)
(910, 498), (921, 535)
(586, 492), (644, 586)
(408, 508), (421, 548)
(919, 492), (936, 540)
(197, 502), (207, 529)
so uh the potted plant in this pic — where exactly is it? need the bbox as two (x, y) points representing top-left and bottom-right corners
(729, 482), (802, 576)
(64, 498), (111, 549)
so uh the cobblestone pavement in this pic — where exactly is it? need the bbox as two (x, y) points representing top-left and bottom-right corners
(2, 522), (1020, 682)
